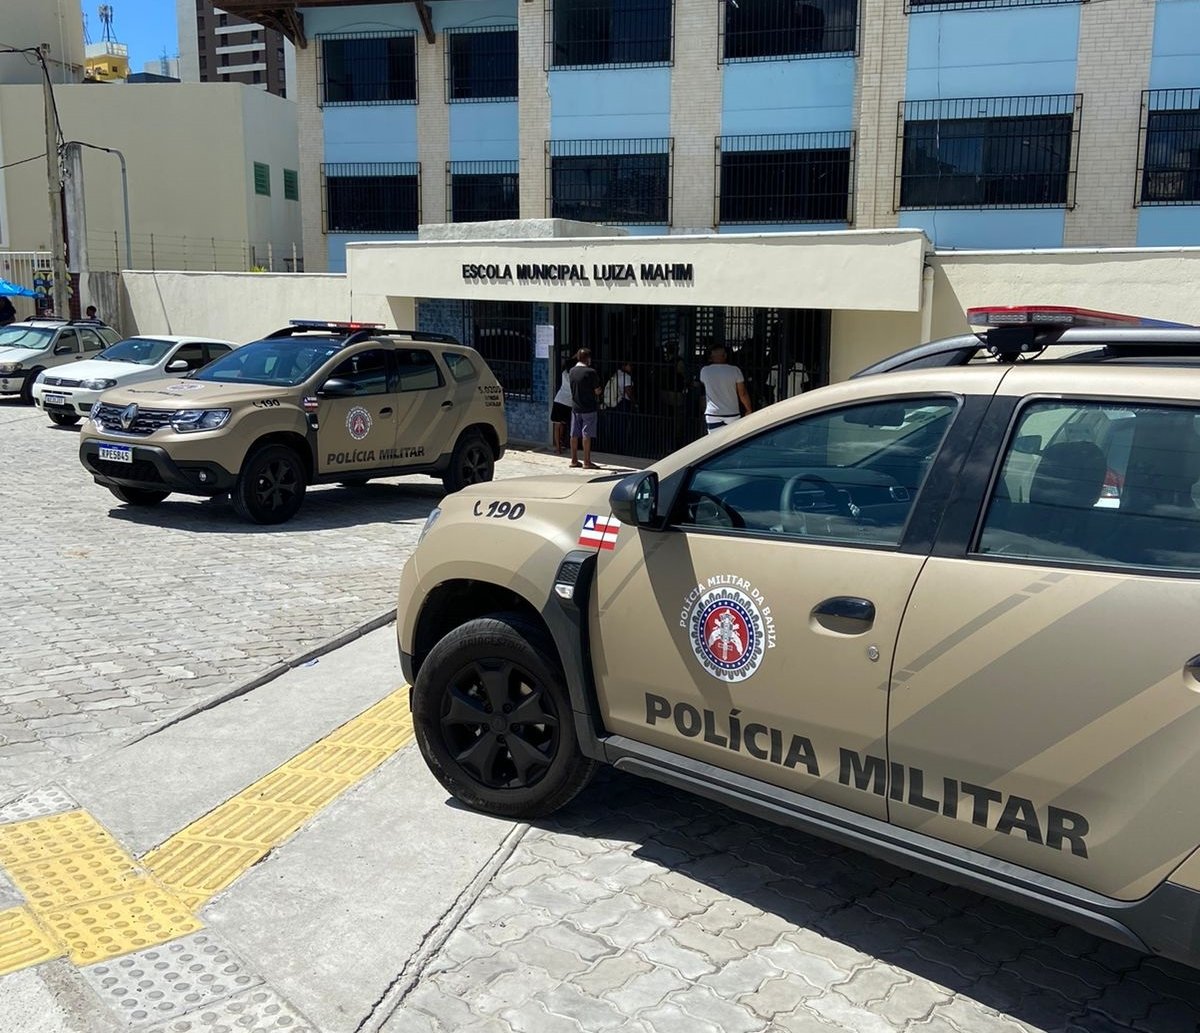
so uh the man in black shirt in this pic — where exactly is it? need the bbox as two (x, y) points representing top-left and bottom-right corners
(568, 348), (601, 469)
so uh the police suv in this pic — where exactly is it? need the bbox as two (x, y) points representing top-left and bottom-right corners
(399, 305), (1200, 970)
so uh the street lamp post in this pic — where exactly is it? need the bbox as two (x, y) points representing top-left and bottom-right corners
(64, 140), (132, 270)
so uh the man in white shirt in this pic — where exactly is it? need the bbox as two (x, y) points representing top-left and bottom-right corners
(699, 346), (752, 434)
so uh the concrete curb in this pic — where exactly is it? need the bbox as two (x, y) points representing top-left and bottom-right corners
(358, 821), (532, 1033)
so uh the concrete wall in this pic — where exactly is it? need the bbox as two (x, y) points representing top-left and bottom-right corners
(0, 0), (85, 83)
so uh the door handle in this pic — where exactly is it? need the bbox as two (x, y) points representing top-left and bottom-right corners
(379, 407), (393, 416)
(811, 597), (876, 635)
(441, 400), (454, 409)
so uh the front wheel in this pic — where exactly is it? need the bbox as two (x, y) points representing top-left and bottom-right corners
(412, 612), (597, 818)
(232, 444), (307, 524)
(108, 485), (169, 506)
(442, 432), (495, 494)
(19, 370), (41, 405)
(49, 412), (80, 427)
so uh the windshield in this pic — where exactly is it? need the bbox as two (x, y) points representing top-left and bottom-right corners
(97, 337), (176, 366)
(191, 337), (345, 386)
(0, 326), (53, 351)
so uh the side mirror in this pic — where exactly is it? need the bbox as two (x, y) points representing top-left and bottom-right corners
(165, 359), (189, 373)
(318, 377), (357, 398)
(1012, 434), (1042, 455)
(609, 471), (659, 529)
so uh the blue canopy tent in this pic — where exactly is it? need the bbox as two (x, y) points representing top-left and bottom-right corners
(0, 278), (36, 298)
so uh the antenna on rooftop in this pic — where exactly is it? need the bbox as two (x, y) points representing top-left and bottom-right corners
(99, 5), (117, 44)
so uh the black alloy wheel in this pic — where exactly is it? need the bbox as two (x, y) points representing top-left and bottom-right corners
(255, 459), (300, 512)
(232, 444), (307, 524)
(442, 433), (495, 493)
(48, 412), (80, 426)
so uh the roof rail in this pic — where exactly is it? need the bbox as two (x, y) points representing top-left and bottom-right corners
(262, 322), (461, 347)
(852, 326), (1200, 379)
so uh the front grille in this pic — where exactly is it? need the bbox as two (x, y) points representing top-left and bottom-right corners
(90, 457), (163, 483)
(92, 403), (175, 436)
(42, 376), (81, 387)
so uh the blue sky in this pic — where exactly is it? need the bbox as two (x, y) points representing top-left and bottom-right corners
(88, 0), (178, 72)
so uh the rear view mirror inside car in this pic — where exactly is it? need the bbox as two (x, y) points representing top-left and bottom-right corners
(1012, 434), (1042, 454)
(842, 403), (908, 428)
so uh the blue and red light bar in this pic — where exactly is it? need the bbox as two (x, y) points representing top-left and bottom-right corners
(289, 319), (384, 330)
(967, 305), (1194, 330)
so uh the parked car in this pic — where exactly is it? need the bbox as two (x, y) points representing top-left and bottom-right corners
(0, 318), (121, 404)
(78, 320), (507, 523)
(398, 305), (1200, 971)
(33, 335), (236, 427)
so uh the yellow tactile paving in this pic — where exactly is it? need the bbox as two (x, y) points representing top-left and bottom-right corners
(238, 769), (352, 812)
(324, 717), (415, 753)
(0, 811), (120, 869)
(141, 839), (264, 907)
(43, 881), (202, 965)
(0, 906), (63, 975)
(8, 845), (143, 913)
(284, 742), (394, 780)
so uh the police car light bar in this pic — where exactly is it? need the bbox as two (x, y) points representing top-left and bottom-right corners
(967, 306), (1193, 329)
(288, 319), (385, 330)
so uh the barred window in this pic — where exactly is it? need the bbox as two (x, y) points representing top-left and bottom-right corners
(449, 161), (520, 222)
(469, 301), (534, 401)
(549, 139), (672, 224)
(323, 163), (420, 233)
(718, 133), (853, 224)
(549, 0), (673, 68)
(320, 32), (416, 105)
(906, 0), (1077, 11)
(447, 27), (518, 101)
(1140, 90), (1200, 205)
(899, 95), (1080, 210)
(722, 0), (857, 61)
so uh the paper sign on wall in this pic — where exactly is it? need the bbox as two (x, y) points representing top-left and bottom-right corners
(535, 324), (553, 359)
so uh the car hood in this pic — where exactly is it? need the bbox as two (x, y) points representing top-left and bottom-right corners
(97, 378), (293, 407)
(50, 359), (148, 381)
(451, 472), (630, 502)
(0, 347), (45, 366)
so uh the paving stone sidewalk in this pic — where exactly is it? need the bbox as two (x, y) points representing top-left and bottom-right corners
(378, 771), (1200, 1033)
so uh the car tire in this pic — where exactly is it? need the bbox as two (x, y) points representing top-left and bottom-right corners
(442, 432), (495, 494)
(412, 612), (597, 819)
(108, 485), (170, 506)
(231, 444), (307, 524)
(19, 370), (42, 405)
(48, 412), (79, 427)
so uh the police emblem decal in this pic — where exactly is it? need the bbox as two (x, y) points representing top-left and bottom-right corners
(346, 406), (372, 441)
(682, 578), (773, 683)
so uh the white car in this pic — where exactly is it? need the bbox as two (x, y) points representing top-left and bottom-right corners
(33, 335), (236, 427)
(0, 319), (121, 404)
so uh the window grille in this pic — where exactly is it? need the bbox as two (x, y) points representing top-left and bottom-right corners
(896, 94), (1081, 210)
(720, 0), (857, 62)
(447, 161), (520, 222)
(318, 31), (417, 106)
(547, 138), (672, 224)
(446, 26), (518, 102)
(1138, 89), (1200, 206)
(716, 132), (854, 224)
(322, 163), (421, 233)
(546, 0), (673, 68)
(905, 0), (1078, 12)
(468, 301), (534, 401)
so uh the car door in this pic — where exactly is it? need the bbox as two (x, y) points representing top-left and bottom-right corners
(590, 391), (976, 817)
(389, 347), (456, 466)
(167, 342), (208, 375)
(52, 328), (79, 362)
(78, 328), (106, 355)
(314, 346), (396, 476)
(887, 371), (1200, 901)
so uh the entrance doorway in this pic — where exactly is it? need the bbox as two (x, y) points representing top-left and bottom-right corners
(557, 303), (829, 459)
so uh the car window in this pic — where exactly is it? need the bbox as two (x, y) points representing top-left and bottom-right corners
(678, 397), (959, 546)
(396, 349), (443, 392)
(327, 348), (390, 395)
(443, 352), (476, 382)
(55, 329), (78, 354)
(193, 337), (345, 386)
(205, 343), (232, 363)
(0, 326), (53, 350)
(99, 327), (121, 345)
(171, 344), (208, 371)
(977, 401), (1200, 572)
(79, 329), (105, 352)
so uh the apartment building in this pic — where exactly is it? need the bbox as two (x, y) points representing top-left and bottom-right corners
(178, 0), (296, 98)
(220, 0), (1200, 456)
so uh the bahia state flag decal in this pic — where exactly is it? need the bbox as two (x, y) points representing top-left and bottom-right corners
(578, 513), (622, 550)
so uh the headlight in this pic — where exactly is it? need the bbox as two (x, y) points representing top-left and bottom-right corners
(34, 371), (46, 384)
(80, 378), (117, 391)
(170, 408), (231, 433)
(418, 507), (442, 544)
(0, 364), (21, 375)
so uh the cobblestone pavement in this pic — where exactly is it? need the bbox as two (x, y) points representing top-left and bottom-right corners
(0, 399), (601, 800)
(380, 771), (1200, 1033)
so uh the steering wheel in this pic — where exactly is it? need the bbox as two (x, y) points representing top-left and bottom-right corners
(688, 491), (745, 529)
(780, 474), (856, 522)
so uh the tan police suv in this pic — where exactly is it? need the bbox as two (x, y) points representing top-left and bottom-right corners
(399, 305), (1200, 969)
(79, 320), (506, 523)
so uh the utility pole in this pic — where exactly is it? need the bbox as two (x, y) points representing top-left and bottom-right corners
(41, 45), (69, 317)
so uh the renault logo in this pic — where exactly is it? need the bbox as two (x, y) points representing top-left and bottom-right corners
(119, 403), (138, 431)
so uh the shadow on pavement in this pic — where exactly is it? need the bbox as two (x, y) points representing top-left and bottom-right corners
(535, 768), (1200, 1033)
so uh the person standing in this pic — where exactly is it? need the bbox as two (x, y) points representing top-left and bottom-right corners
(0, 296), (15, 326)
(551, 356), (573, 455)
(699, 345), (753, 435)
(85, 305), (99, 321)
(568, 348), (602, 469)
(603, 359), (634, 454)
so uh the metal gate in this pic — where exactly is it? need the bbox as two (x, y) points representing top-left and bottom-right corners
(558, 302), (829, 459)
(0, 252), (52, 320)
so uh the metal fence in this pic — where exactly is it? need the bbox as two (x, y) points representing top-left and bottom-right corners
(545, 0), (674, 68)
(0, 251), (51, 318)
(85, 232), (304, 272)
(322, 162), (422, 233)
(1137, 88), (1200, 206)
(447, 161), (521, 222)
(719, 0), (858, 62)
(466, 301), (535, 401)
(716, 132), (855, 225)
(445, 26), (519, 102)
(547, 138), (673, 224)
(896, 94), (1082, 210)
(904, 0), (1077, 11)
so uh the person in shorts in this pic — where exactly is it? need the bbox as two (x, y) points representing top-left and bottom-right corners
(699, 345), (753, 435)
(551, 356), (573, 454)
(568, 348), (602, 469)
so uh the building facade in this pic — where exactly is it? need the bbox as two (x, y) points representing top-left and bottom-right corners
(177, 0), (296, 98)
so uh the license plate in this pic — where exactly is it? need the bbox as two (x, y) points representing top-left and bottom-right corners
(98, 443), (132, 464)
(44, 393), (67, 406)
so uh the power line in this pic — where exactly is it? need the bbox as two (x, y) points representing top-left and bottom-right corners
(0, 153), (46, 172)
